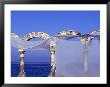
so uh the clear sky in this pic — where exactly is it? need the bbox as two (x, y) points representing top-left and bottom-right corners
(11, 11), (100, 63)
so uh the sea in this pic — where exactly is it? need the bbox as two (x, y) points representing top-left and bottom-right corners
(11, 62), (51, 77)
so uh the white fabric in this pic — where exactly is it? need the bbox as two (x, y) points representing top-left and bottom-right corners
(55, 39), (100, 77)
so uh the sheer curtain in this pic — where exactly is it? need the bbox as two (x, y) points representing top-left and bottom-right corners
(55, 39), (100, 77)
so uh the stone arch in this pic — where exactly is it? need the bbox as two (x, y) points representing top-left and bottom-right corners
(56, 30), (81, 36)
(90, 30), (100, 36)
(20, 32), (56, 77)
(23, 32), (50, 41)
(11, 32), (19, 38)
(56, 30), (81, 40)
(90, 30), (100, 40)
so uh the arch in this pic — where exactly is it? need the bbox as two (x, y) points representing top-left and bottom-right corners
(11, 32), (18, 37)
(56, 30), (81, 36)
(79, 29), (100, 44)
(23, 32), (50, 41)
(56, 30), (81, 40)
(11, 32), (21, 39)
(89, 30), (100, 40)
(22, 32), (56, 77)
(90, 30), (100, 36)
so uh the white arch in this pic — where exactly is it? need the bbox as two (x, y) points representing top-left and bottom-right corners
(56, 30), (81, 40)
(23, 32), (50, 41)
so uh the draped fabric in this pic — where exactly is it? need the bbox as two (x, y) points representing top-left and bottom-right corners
(55, 39), (100, 77)
(11, 34), (50, 50)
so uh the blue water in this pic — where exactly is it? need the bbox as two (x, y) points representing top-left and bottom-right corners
(11, 63), (51, 77)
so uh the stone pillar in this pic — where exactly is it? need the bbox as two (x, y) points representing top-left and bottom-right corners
(48, 46), (56, 77)
(48, 38), (56, 77)
(83, 41), (88, 75)
(80, 37), (90, 76)
(18, 48), (25, 77)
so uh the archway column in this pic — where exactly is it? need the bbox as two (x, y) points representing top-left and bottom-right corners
(48, 46), (56, 77)
(83, 40), (88, 75)
(18, 48), (25, 77)
(80, 37), (91, 76)
(48, 37), (57, 77)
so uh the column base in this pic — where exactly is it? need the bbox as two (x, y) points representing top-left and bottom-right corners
(48, 66), (56, 77)
(18, 71), (26, 77)
(48, 71), (55, 77)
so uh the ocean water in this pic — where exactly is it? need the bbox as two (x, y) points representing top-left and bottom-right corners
(11, 63), (51, 77)
(11, 62), (100, 77)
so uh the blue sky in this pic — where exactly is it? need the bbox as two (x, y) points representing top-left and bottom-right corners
(11, 11), (100, 63)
